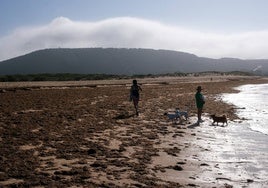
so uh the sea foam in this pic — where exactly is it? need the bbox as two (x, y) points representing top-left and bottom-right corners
(223, 83), (268, 135)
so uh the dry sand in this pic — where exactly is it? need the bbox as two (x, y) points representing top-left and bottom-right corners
(0, 75), (268, 187)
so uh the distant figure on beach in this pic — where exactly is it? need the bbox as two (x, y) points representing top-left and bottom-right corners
(130, 79), (142, 116)
(195, 86), (205, 124)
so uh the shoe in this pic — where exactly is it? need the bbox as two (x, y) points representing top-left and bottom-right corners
(198, 119), (204, 123)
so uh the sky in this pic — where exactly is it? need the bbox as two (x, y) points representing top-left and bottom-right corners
(1, 0), (268, 61)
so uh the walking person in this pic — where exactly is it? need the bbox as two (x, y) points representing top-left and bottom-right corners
(195, 86), (205, 124)
(130, 79), (142, 116)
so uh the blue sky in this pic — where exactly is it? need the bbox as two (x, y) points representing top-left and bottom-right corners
(1, 0), (268, 61)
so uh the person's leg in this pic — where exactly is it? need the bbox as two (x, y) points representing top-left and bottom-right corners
(133, 98), (139, 115)
(135, 102), (139, 116)
(197, 108), (202, 122)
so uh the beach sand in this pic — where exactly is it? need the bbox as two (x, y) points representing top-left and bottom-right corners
(0, 75), (268, 187)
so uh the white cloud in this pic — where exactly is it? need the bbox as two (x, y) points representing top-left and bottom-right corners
(1, 16), (268, 61)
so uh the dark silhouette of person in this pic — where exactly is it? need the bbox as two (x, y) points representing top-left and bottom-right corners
(195, 86), (205, 124)
(130, 80), (142, 116)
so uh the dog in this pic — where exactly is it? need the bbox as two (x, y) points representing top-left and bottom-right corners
(210, 114), (228, 126)
(164, 108), (188, 123)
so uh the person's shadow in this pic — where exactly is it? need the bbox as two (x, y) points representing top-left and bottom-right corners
(113, 113), (136, 120)
(187, 122), (200, 129)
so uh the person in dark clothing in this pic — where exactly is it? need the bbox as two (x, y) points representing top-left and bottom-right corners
(130, 80), (142, 116)
(195, 86), (205, 124)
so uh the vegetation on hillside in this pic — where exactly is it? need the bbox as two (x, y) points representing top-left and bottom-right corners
(1, 48), (267, 76)
(0, 71), (254, 82)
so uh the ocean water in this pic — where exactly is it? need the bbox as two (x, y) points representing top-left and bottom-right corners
(223, 83), (268, 135)
(212, 84), (268, 186)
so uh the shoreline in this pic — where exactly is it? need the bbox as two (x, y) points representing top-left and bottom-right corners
(0, 75), (268, 187)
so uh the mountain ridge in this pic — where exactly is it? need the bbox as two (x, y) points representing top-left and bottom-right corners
(0, 48), (267, 75)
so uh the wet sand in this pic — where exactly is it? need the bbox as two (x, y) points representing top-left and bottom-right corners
(0, 75), (268, 187)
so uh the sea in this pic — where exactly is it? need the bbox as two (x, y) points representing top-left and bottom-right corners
(219, 83), (268, 186)
(222, 83), (268, 135)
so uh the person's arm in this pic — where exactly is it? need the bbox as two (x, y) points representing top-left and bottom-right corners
(201, 94), (205, 104)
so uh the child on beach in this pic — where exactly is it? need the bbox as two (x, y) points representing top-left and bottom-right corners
(130, 79), (142, 116)
(195, 86), (205, 124)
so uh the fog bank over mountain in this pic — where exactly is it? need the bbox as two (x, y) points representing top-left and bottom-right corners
(2, 17), (268, 62)
(0, 48), (267, 75)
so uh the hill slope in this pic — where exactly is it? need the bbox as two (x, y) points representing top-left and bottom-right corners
(0, 48), (268, 75)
